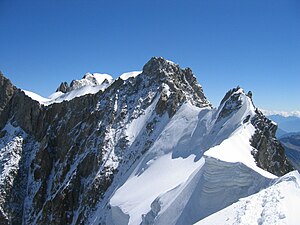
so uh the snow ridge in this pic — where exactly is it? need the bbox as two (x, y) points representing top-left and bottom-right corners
(101, 88), (292, 225)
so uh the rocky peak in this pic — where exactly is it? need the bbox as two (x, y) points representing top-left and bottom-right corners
(56, 82), (69, 93)
(142, 57), (211, 112)
(219, 86), (241, 106)
(142, 57), (179, 77)
(216, 86), (293, 176)
(0, 72), (17, 111)
(217, 87), (245, 121)
(0, 72), (17, 129)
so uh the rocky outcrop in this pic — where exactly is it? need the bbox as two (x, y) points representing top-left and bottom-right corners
(250, 109), (293, 176)
(217, 87), (243, 121)
(143, 57), (211, 117)
(56, 82), (69, 93)
(0, 72), (17, 129)
(0, 72), (16, 112)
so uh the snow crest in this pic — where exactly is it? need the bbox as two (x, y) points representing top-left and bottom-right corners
(102, 89), (287, 225)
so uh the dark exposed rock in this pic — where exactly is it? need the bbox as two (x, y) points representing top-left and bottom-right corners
(247, 91), (252, 99)
(144, 57), (211, 117)
(0, 72), (16, 111)
(56, 82), (70, 93)
(219, 86), (240, 106)
(217, 87), (242, 121)
(0, 72), (17, 129)
(250, 109), (293, 176)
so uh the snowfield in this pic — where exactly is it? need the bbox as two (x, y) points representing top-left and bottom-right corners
(120, 71), (142, 80)
(95, 88), (298, 225)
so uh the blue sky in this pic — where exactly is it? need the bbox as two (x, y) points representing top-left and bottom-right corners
(0, 0), (299, 111)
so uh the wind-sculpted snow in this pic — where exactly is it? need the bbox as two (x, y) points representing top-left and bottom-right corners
(148, 158), (273, 225)
(104, 89), (279, 225)
(196, 171), (300, 225)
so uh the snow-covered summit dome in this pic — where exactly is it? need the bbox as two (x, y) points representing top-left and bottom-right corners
(69, 73), (113, 91)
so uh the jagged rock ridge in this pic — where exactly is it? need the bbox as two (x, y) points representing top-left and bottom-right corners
(0, 57), (295, 225)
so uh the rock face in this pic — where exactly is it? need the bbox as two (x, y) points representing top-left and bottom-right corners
(0, 73), (15, 108)
(217, 86), (243, 121)
(0, 57), (294, 225)
(250, 109), (293, 176)
(0, 72), (17, 128)
(56, 82), (69, 93)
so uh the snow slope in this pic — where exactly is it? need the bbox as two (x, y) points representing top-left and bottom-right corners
(102, 88), (285, 225)
(196, 171), (300, 225)
(120, 71), (142, 80)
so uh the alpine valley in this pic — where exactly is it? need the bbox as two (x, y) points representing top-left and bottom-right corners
(0, 57), (299, 225)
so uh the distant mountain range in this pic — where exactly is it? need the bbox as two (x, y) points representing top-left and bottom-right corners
(280, 132), (300, 172)
(266, 115), (300, 137)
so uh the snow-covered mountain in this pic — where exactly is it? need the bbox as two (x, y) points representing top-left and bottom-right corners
(0, 57), (298, 225)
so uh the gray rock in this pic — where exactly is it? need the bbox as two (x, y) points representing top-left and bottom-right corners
(250, 109), (293, 176)
(56, 82), (70, 93)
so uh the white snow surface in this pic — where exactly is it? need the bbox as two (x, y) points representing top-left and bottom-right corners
(23, 90), (51, 104)
(102, 89), (286, 225)
(195, 171), (300, 225)
(120, 71), (142, 80)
